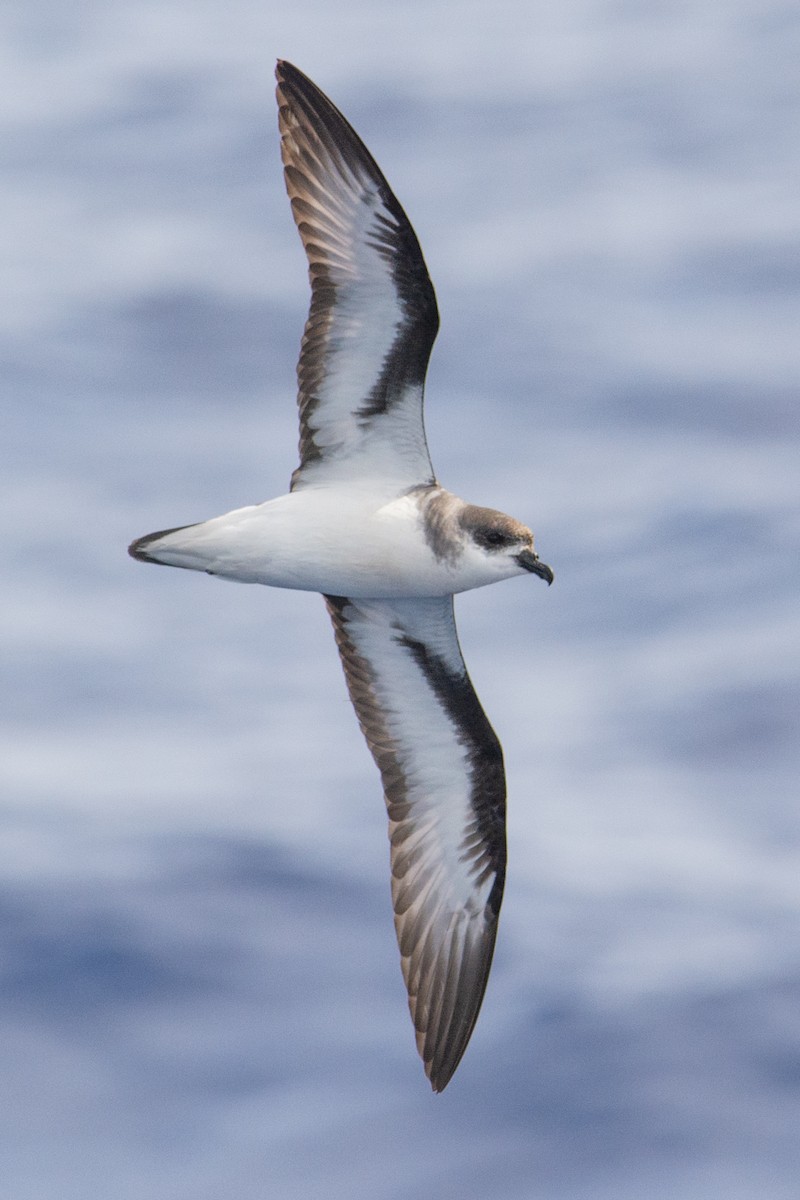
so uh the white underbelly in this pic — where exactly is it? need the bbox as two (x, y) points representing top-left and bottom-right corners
(145, 490), (472, 599)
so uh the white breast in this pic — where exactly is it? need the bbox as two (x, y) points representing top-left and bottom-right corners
(139, 488), (449, 598)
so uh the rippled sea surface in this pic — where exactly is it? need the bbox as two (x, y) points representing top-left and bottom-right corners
(3, 3), (799, 1196)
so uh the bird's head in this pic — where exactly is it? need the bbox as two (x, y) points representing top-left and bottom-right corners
(458, 505), (554, 586)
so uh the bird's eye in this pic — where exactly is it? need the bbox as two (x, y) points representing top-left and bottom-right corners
(480, 529), (512, 549)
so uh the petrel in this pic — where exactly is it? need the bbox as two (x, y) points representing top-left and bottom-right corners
(129, 60), (553, 1091)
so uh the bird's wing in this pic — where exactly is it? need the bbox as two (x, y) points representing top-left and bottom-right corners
(276, 61), (440, 492)
(325, 593), (506, 1091)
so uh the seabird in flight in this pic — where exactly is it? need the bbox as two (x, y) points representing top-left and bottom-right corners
(129, 60), (553, 1091)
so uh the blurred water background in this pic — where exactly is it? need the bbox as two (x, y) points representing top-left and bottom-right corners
(2, 2), (799, 1196)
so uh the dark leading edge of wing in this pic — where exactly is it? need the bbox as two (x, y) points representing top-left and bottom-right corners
(325, 594), (507, 1091)
(275, 61), (440, 488)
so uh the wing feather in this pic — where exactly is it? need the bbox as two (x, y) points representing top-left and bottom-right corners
(276, 61), (439, 490)
(325, 594), (506, 1091)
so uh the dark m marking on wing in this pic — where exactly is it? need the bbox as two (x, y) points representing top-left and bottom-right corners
(394, 633), (506, 918)
(324, 593), (508, 1089)
(354, 213), (440, 422)
(277, 61), (439, 481)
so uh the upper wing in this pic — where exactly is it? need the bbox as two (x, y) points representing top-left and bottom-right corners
(325, 594), (506, 1091)
(276, 61), (440, 491)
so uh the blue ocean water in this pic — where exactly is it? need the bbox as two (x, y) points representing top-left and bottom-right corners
(2, 3), (799, 1196)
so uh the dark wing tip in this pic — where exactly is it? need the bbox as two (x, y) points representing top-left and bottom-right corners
(275, 59), (309, 95)
(419, 913), (502, 1093)
(275, 58), (297, 81)
(275, 59), (393, 198)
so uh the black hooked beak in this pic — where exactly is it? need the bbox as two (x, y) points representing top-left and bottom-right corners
(516, 548), (554, 585)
